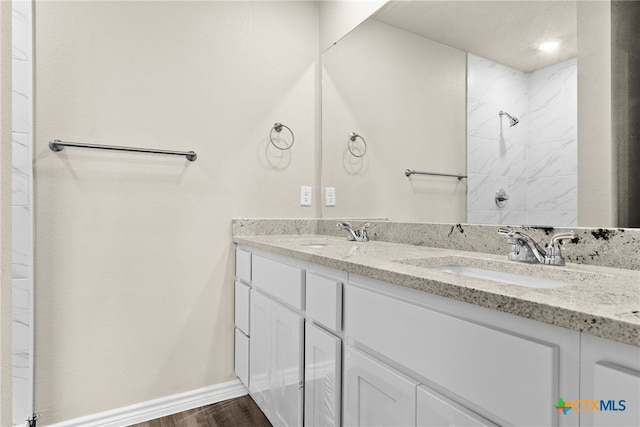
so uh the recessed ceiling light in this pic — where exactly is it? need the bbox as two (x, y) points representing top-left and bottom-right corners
(538, 40), (561, 52)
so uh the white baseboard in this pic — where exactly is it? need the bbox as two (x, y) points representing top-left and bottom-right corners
(48, 379), (248, 427)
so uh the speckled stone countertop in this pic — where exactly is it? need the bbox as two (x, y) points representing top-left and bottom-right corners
(232, 219), (640, 347)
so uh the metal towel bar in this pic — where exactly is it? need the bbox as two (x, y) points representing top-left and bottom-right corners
(49, 139), (197, 161)
(405, 169), (466, 180)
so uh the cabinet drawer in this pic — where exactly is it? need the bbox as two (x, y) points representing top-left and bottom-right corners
(417, 385), (496, 427)
(253, 255), (305, 310)
(306, 272), (342, 332)
(236, 247), (252, 283)
(346, 284), (559, 427)
(235, 280), (250, 335)
(235, 328), (249, 388)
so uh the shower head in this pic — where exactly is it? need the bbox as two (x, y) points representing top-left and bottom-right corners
(499, 110), (519, 127)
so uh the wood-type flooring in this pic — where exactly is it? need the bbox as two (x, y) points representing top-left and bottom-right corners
(131, 395), (271, 427)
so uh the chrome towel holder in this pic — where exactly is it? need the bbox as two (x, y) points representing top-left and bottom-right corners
(49, 139), (197, 161)
(269, 122), (295, 150)
(405, 169), (467, 180)
(348, 132), (367, 157)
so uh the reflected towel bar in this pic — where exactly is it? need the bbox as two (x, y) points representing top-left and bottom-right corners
(49, 139), (197, 161)
(405, 169), (466, 180)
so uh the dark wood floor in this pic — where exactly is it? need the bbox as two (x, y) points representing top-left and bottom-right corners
(131, 395), (272, 427)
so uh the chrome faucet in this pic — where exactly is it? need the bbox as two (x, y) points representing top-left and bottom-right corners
(498, 228), (576, 266)
(336, 222), (370, 242)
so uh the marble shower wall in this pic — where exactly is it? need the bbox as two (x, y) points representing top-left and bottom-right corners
(467, 54), (577, 227)
(12, 1), (33, 425)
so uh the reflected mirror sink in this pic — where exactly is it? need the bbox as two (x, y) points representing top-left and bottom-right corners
(430, 265), (568, 289)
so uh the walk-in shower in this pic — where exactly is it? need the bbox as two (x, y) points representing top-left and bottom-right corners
(499, 110), (519, 127)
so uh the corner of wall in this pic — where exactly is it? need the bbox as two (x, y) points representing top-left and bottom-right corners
(319, 0), (388, 53)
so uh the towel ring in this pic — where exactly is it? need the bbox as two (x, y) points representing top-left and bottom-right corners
(348, 132), (367, 157)
(269, 122), (295, 150)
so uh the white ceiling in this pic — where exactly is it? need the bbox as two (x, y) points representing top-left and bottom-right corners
(373, 0), (577, 73)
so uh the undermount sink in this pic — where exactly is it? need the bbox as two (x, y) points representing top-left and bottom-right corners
(301, 242), (331, 249)
(395, 256), (576, 289)
(430, 265), (568, 289)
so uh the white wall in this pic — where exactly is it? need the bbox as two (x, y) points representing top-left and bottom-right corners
(34, 1), (319, 424)
(467, 54), (577, 226)
(321, 19), (467, 222)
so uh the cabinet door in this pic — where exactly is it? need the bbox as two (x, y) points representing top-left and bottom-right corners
(270, 300), (304, 427)
(344, 346), (418, 427)
(581, 334), (640, 427)
(234, 328), (250, 388)
(235, 280), (250, 335)
(305, 322), (341, 427)
(249, 290), (272, 417)
(417, 385), (497, 427)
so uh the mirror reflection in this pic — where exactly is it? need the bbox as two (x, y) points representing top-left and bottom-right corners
(321, 0), (620, 227)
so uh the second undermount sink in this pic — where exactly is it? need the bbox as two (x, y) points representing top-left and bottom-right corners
(430, 265), (568, 289)
(395, 256), (573, 289)
(301, 243), (331, 249)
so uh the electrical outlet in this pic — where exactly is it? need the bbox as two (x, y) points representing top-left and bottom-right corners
(325, 187), (336, 206)
(300, 186), (312, 206)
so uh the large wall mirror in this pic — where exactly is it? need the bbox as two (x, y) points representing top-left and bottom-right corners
(321, 0), (639, 228)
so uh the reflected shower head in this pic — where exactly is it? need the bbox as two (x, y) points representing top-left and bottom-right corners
(499, 110), (519, 127)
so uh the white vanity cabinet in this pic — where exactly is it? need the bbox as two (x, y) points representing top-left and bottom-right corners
(344, 275), (581, 427)
(235, 246), (345, 427)
(235, 245), (638, 427)
(580, 333), (640, 427)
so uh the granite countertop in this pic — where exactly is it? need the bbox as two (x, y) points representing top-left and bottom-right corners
(233, 234), (640, 347)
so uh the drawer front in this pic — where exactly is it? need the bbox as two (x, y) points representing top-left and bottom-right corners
(236, 247), (252, 283)
(346, 284), (559, 427)
(253, 255), (305, 310)
(235, 280), (250, 335)
(306, 272), (342, 333)
(417, 385), (497, 427)
(235, 328), (250, 388)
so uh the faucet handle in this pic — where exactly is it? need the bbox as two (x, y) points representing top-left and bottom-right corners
(550, 231), (576, 246)
(545, 231), (576, 266)
(497, 227), (546, 263)
(498, 228), (513, 237)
